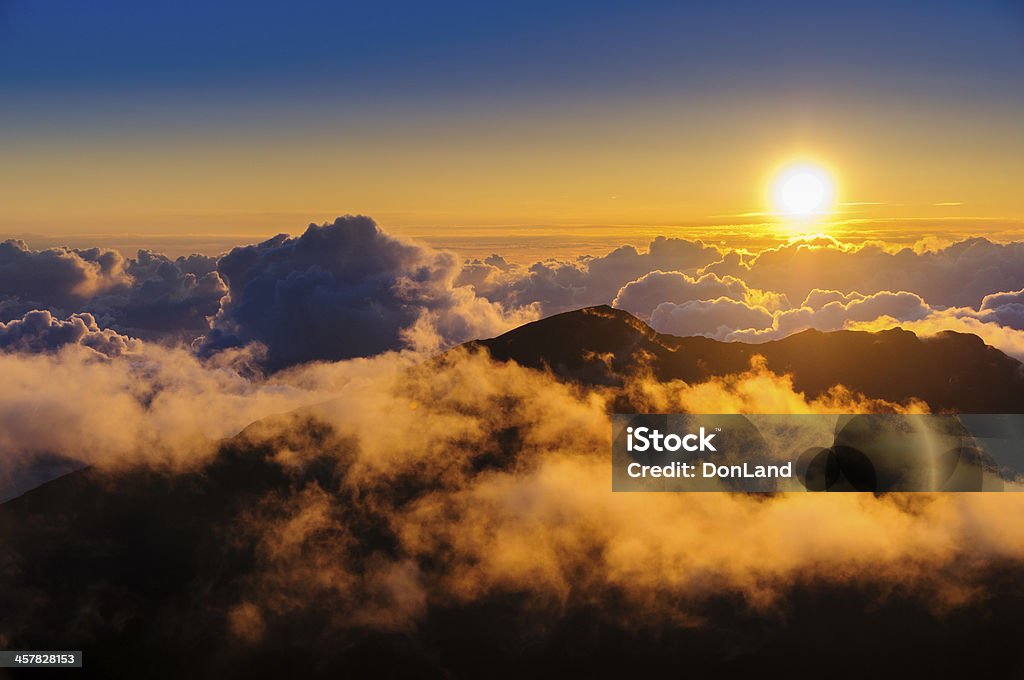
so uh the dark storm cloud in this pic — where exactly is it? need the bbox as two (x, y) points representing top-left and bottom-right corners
(200, 216), (531, 369)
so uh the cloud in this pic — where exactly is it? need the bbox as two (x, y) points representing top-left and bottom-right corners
(404, 466), (1024, 621)
(650, 298), (776, 337)
(801, 289), (861, 308)
(628, 281), (1024, 359)
(101, 250), (228, 339)
(211, 350), (1020, 633)
(612, 270), (788, 319)
(975, 288), (1024, 330)
(0, 239), (131, 316)
(12, 226), (1024, 363)
(633, 282), (1024, 362)
(980, 288), (1024, 311)
(0, 240), (226, 343)
(456, 235), (1024, 359)
(200, 216), (534, 369)
(701, 237), (1024, 308)
(849, 312), (1024, 361)
(0, 331), (933, 504)
(461, 237), (723, 316)
(0, 343), (373, 494)
(724, 290), (933, 341)
(0, 310), (139, 357)
(619, 355), (928, 415)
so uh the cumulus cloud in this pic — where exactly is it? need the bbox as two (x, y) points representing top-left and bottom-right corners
(635, 282), (1024, 362)
(97, 250), (228, 339)
(619, 355), (928, 415)
(0, 344), (325, 484)
(701, 236), (1024, 308)
(723, 290), (933, 341)
(461, 237), (723, 316)
(0, 310), (139, 357)
(0, 240), (226, 343)
(650, 298), (776, 337)
(612, 270), (788, 319)
(12, 226), (1024, 362)
(0, 239), (131, 316)
(975, 288), (1024, 330)
(404, 467), (1024, 621)
(200, 216), (533, 369)
(0, 342), (428, 500)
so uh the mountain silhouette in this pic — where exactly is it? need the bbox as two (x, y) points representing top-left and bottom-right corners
(472, 305), (1024, 412)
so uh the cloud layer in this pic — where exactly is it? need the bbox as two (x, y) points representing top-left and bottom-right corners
(449, 233), (1024, 361)
(5, 343), (1024, 673)
(10, 220), (1024, 370)
(703, 237), (1024, 308)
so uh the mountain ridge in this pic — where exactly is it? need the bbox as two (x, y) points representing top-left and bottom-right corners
(469, 305), (1024, 413)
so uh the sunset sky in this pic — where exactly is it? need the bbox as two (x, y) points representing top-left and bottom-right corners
(8, 6), (1024, 674)
(2, 0), (1022, 257)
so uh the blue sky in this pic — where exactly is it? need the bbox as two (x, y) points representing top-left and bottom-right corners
(3, 0), (1021, 101)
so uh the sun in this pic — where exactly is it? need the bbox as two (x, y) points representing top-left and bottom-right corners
(771, 162), (837, 218)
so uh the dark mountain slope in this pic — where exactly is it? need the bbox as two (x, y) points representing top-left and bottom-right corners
(472, 305), (1024, 412)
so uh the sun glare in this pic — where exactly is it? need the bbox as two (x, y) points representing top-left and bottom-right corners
(771, 162), (836, 218)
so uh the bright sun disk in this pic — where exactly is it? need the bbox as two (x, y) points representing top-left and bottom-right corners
(772, 163), (836, 218)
